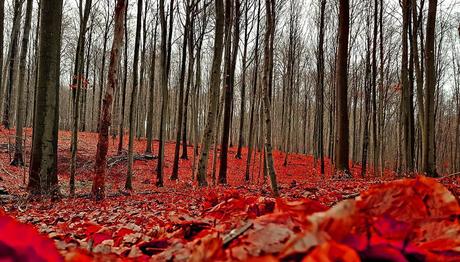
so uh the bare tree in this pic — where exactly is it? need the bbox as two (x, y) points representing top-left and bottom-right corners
(315, 0), (326, 175)
(334, 0), (351, 176)
(28, 0), (64, 197)
(92, 0), (126, 200)
(146, 11), (158, 154)
(2, 0), (23, 129)
(156, 0), (175, 187)
(196, 0), (225, 186)
(11, 0), (33, 166)
(422, 0), (437, 177)
(70, 0), (93, 196)
(218, 0), (241, 184)
(262, 0), (278, 196)
(172, 0), (192, 181)
(126, 0), (143, 190)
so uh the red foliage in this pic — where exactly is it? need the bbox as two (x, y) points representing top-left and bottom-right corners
(0, 215), (62, 262)
(0, 177), (459, 261)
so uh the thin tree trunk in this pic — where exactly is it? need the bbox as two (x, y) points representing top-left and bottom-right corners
(146, 16), (158, 154)
(2, 0), (23, 129)
(218, 0), (240, 184)
(422, 0), (437, 177)
(126, 0), (142, 190)
(315, 0), (326, 175)
(245, 0), (260, 182)
(262, 0), (278, 196)
(70, 0), (92, 196)
(118, 1), (129, 154)
(172, 0), (191, 180)
(11, 0), (33, 166)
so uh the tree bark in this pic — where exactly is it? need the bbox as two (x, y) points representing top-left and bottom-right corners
(146, 16), (158, 153)
(334, 0), (351, 176)
(218, 0), (240, 184)
(2, 0), (23, 129)
(315, 0), (326, 175)
(28, 0), (64, 197)
(11, 0), (33, 166)
(422, 0), (437, 177)
(70, 0), (93, 196)
(196, 0), (225, 186)
(245, 0), (260, 182)
(126, 0), (143, 190)
(262, 0), (278, 196)
(92, 0), (126, 200)
(172, 0), (191, 180)
(118, 1), (129, 154)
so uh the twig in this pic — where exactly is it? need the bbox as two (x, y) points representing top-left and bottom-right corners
(437, 172), (460, 180)
(223, 221), (253, 247)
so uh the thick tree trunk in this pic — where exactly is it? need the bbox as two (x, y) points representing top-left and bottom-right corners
(334, 0), (351, 176)
(92, 0), (126, 200)
(28, 0), (64, 197)
(196, 0), (225, 186)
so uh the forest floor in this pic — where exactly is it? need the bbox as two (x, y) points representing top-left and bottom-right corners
(0, 128), (459, 261)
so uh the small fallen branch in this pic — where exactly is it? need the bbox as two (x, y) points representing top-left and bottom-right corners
(223, 221), (253, 247)
(437, 172), (460, 180)
(107, 152), (157, 168)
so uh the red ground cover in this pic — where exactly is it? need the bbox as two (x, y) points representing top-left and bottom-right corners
(0, 129), (459, 261)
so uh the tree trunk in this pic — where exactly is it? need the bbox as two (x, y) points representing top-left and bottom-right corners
(245, 0), (261, 182)
(172, 0), (191, 180)
(334, 0), (351, 176)
(118, 2), (129, 154)
(262, 0), (278, 196)
(0, 0), (4, 116)
(315, 0), (326, 175)
(70, 0), (93, 196)
(28, 0), (64, 197)
(96, 2), (111, 133)
(156, 0), (174, 187)
(2, 0), (23, 129)
(218, 0), (240, 184)
(196, 0), (225, 186)
(146, 17), (158, 153)
(422, 0), (437, 177)
(126, 0), (143, 190)
(235, 0), (250, 160)
(92, 0), (126, 200)
(11, 0), (33, 166)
